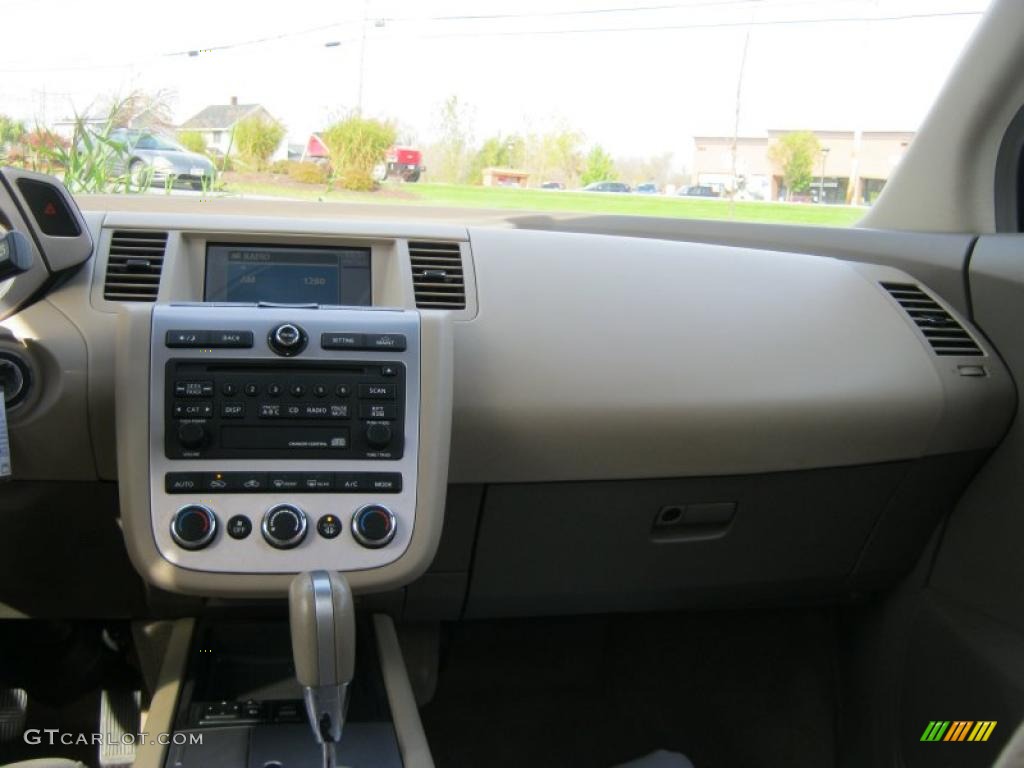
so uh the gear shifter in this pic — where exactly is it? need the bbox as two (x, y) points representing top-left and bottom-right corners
(289, 570), (356, 768)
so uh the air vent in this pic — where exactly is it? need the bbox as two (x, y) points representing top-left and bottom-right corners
(881, 282), (983, 356)
(103, 230), (168, 302)
(409, 241), (466, 309)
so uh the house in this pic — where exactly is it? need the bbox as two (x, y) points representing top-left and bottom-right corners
(302, 133), (330, 162)
(179, 97), (285, 160)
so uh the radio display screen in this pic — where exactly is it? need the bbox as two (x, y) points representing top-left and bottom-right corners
(204, 244), (371, 306)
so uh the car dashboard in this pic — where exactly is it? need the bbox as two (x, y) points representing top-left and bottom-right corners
(0, 169), (1015, 617)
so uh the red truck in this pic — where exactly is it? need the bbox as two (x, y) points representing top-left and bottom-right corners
(378, 146), (425, 183)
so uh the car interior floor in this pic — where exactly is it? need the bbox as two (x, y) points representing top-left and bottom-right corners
(419, 607), (842, 768)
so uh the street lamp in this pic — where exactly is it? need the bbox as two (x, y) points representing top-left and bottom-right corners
(819, 147), (830, 204)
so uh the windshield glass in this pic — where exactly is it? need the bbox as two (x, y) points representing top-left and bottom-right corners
(0, 0), (992, 226)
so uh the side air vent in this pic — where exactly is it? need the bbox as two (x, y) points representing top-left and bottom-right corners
(409, 241), (466, 309)
(881, 282), (983, 356)
(103, 230), (168, 302)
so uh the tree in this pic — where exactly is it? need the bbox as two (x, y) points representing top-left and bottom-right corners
(0, 114), (25, 147)
(469, 134), (525, 183)
(580, 145), (616, 185)
(525, 126), (583, 185)
(431, 95), (473, 183)
(102, 88), (177, 132)
(232, 115), (286, 171)
(177, 130), (206, 154)
(768, 131), (820, 199)
(321, 114), (397, 191)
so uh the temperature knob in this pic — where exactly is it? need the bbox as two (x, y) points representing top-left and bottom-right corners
(352, 505), (397, 548)
(170, 505), (218, 550)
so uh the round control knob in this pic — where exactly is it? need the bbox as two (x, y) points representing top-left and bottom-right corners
(170, 505), (218, 550)
(262, 504), (308, 549)
(177, 422), (209, 451)
(351, 505), (397, 549)
(364, 423), (393, 450)
(268, 323), (308, 356)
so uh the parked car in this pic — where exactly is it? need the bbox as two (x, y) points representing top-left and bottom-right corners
(103, 129), (216, 190)
(582, 181), (631, 193)
(540, 181), (565, 190)
(634, 182), (659, 194)
(678, 184), (721, 198)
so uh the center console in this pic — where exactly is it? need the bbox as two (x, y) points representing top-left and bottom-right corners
(114, 238), (454, 597)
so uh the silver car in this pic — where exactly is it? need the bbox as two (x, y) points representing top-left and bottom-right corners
(107, 129), (216, 190)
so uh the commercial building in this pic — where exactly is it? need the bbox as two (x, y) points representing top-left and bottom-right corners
(691, 130), (914, 204)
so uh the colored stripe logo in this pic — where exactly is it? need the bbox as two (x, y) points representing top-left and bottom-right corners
(921, 721), (997, 742)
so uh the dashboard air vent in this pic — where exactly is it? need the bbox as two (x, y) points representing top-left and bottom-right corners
(409, 241), (466, 309)
(103, 230), (168, 302)
(881, 282), (982, 356)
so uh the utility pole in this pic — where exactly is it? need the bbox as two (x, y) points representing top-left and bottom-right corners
(819, 147), (830, 204)
(729, 30), (751, 216)
(357, 0), (369, 114)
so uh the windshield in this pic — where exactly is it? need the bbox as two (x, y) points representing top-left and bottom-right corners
(0, 0), (993, 225)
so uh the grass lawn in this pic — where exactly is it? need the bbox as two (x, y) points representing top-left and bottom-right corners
(220, 175), (866, 228)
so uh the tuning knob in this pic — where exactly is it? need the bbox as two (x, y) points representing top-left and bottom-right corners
(177, 422), (209, 451)
(268, 323), (308, 356)
(364, 422), (393, 449)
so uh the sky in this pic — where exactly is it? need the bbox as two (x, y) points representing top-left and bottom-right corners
(0, 0), (993, 165)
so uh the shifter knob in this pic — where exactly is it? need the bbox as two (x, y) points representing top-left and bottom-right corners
(289, 571), (355, 748)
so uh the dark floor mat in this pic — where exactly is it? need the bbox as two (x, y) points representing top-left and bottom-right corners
(420, 609), (838, 768)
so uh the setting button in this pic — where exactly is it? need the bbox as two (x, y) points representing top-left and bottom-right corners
(322, 332), (364, 350)
(317, 514), (342, 539)
(226, 515), (253, 540)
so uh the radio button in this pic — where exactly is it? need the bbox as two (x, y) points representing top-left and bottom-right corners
(321, 332), (364, 350)
(359, 383), (396, 400)
(360, 404), (397, 420)
(209, 331), (253, 348)
(166, 330), (210, 347)
(262, 504), (307, 549)
(364, 334), (407, 351)
(174, 401), (213, 419)
(227, 515), (252, 540)
(221, 403), (245, 418)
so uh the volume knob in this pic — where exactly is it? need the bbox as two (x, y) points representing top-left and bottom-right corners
(177, 422), (208, 451)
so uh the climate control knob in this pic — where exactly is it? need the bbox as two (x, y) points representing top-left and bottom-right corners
(352, 505), (397, 549)
(176, 422), (209, 451)
(262, 504), (308, 549)
(170, 505), (218, 550)
(364, 422), (393, 450)
(268, 323), (308, 356)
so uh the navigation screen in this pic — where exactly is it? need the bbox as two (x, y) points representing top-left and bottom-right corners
(204, 244), (371, 306)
